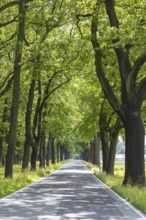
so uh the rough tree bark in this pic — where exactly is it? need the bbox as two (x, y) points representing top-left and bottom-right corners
(30, 79), (42, 171)
(0, 99), (8, 167)
(99, 112), (109, 171)
(60, 145), (64, 161)
(82, 149), (90, 162)
(107, 118), (122, 175)
(0, 136), (3, 167)
(46, 132), (51, 166)
(122, 102), (145, 185)
(5, 0), (26, 178)
(91, 0), (146, 185)
(51, 138), (55, 164)
(89, 142), (93, 163)
(22, 80), (35, 171)
(57, 143), (60, 162)
(92, 132), (100, 166)
(39, 131), (45, 168)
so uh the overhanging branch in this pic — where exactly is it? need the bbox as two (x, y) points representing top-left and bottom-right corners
(130, 54), (146, 82)
(39, 79), (70, 112)
(0, 72), (13, 90)
(136, 77), (146, 104)
(0, 0), (33, 12)
(0, 75), (14, 97)
(91, 14), (122, 115)
(104, 0), (131, 77)
(0, 16), (18, 28)
(0, 1), (19, 13)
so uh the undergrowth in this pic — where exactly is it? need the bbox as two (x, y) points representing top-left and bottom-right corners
(85, 161), (146, 214)
(0, 161), (67, 198)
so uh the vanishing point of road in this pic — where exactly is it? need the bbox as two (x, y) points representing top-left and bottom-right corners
(0, 160), (146, 220)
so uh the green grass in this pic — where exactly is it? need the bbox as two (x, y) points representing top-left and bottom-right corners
(0, 161), (67, 198)
(85, 162), (146, 214)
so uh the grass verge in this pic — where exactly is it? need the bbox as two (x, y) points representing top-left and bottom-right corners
(0, 161), (67, 198)
(85, 162), (146, 214)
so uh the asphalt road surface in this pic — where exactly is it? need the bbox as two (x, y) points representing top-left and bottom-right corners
(0, 160), (146, 220)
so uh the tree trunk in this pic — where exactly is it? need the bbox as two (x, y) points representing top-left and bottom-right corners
(64, 149), (70, 160)
(123, 105), (145, 185)
(106, 117), (122, 175)
(22, 80), (35, 171)
(39, 131), (46, 168)
(15, 140), (22, 165)
(93, 132), (100, 166)
(43, 133), (46, 168)
(39, 131), (44, 168)
(51, 138), (55, 164)
(0, 99), (8, 167)
(0, 136), (3, 167)
(89, 142), (93, 163)
(60, 145), (64, 161)
(5, 1), (26, 178)
(31, 80), (42, 171)
(106, 129), (119, 175)
(99, 112), (109, 172)
(64, 149), (67, 160)
(91, 2), (146, 185)
(30, 143), (38, 171)
(57, 143), (60, 162)
(46, 132), (51, 166)
(82, 149), (89, 162)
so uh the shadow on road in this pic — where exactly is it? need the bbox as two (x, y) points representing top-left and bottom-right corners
(0, 160), (145, 220)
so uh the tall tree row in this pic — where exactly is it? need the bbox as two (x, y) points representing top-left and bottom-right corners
(3, 0), (26, 178)
(0, 0), (76, 176)
(91, 0), (146, 185)
(0, 0), (146, 186)
(71, 0), (146, 185)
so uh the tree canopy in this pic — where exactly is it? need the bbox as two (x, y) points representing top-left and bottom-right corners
(0, 0), (146, 185)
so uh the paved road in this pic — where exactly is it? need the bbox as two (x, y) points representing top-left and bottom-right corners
(0, 160), (146, 220)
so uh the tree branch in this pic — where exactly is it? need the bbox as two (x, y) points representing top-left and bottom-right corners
(0, 76), (14, 97)
(0, 16), (18, 28)
(136, 77), (146, 104)
(130, 54), (146, 83)
(41, 22), (51, 41)
(0, 1), (19, 12)
(8, 32), (17, 41)
(104, 0), (131, 77)
(24, 36), (30, 47)
(91, 14), (122, 116)
(76, 13), (94, 38)
(0, 72), (13, 90)
(50, 0), (57, 15)
(0, 0), (33, 12)
(44, 71), (59, 95)
(39, 79), (69, 112)
(59, 0), (64, 11)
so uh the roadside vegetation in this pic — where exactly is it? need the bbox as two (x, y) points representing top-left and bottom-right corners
(0, 161), (66, 199)
(1, 0), (146, 186)
(85, 162), (146, 214)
